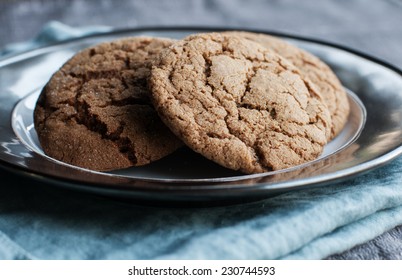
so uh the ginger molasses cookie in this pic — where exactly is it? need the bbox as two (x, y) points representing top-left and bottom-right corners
(34, 37), (182, 171)
(150, 33), (331, 174)
(228, 31), (350, 139)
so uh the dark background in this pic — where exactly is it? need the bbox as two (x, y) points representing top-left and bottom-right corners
(1, 0), (402, 67)
(0, 0), (401, 259)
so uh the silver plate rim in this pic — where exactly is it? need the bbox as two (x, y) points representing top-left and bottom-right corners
(0, 27), (401, 201)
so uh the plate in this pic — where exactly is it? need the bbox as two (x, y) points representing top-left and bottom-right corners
(1, 27), (402, 202)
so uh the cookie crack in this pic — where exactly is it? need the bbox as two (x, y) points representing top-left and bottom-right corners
(258, 129), (312, 163)
(201, 52), (261, 164)
(302, 80), (320, 99)
(96, 97), (152, 108)
(74, 99), (138, 165)
(239, 65), (257, 104)
(283, 90), (305, 112)
(202, 53), (240, 137)
(68, 77), (138, 165)
(68, 69), (125, 81)
(95, 76), (151, 108)
(277, 122), (320, 143)
(238, 62), (306, 121)
(301, 56), (320, 68)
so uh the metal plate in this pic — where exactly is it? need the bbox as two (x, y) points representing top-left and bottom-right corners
(1, 27), (401, 202)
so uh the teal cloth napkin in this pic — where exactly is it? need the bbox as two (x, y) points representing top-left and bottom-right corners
(1, 22), (402, 260)
(0, 21), (112, 56)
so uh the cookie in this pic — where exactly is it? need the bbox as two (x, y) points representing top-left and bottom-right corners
(228, 31), (350, 139)
(34, 37), (182, 171)
(150, 33), (331, 174)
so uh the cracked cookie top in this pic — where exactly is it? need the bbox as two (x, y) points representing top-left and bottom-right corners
(34, 37), (182, 171)
(228, 31), (350, 139)
(150, 33), (331, 174)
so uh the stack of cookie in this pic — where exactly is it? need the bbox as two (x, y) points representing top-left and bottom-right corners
(34, 32), (349, 174)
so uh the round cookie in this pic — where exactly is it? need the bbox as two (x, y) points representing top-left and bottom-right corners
(228, 31), (350, 139)
(150, 33), (331, 174)
(34, 37), (182, 171)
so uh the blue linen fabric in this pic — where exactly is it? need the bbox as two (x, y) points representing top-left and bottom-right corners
(0, 22), (402, 260)
(0, 21), (112, 56)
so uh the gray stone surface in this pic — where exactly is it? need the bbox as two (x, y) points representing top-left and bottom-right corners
(328, 226), (402, 260)
(1, 0), (402, 67)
